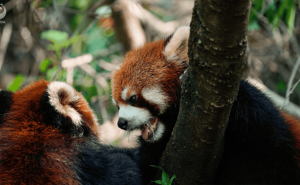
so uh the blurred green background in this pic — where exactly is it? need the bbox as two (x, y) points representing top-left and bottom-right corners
(0, 0), (300, 123)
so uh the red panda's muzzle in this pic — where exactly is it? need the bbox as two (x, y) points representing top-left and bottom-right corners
(142, 117), (159, 140)
(117, 118), (128, 130)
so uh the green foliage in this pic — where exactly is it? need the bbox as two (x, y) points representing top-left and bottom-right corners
(8, 0), (297, 123)
(41, 30), (69, 43)
(95, 6), (112, 16)
(113, 138), (121, 145)
(151, 165), (176, 185)
(74, 82), (98, 103)
(85, 25), (108, 55)
(285, 0), (295, 34)
(69, 0), (90, 10)
(248, 21), (260, 31)
(40, 0), (53, 7)
(297, 83), (300, 92)
(250, 0), (297, 33)
(45, 66), (67, 82)
(70, 14), (85, 31)
(39, 59), (52, 73)
(7, 74), (23, 92)
(277, 80), (286, 93)
(41, 30), (79, 59)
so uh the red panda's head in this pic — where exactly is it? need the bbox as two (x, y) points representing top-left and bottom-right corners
(0, 81), (100, 183)
(111, 26), (190, 142)
(0, 80), (99, 139)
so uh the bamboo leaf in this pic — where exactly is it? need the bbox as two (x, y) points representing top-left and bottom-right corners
(7, 74), (23, 92)
(286, 0), (295, 34)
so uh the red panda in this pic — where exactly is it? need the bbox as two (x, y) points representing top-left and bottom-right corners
(111, 26), (300, 183)
(0, 80), (144, 184)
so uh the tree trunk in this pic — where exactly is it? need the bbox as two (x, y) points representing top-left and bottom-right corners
(158, 0), (251, 184)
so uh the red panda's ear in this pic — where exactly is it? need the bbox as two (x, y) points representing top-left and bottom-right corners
(45, 81), (82, 126)
(40, 81), (99, 137)
(0, 90), (13, 125)
(163, 26), (190, 63)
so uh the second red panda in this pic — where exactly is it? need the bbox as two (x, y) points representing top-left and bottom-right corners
(111, 26), (300, 184)
(0, 81), (144, 184)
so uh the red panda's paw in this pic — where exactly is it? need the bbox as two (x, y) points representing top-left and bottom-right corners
(40, 81), (99, 137)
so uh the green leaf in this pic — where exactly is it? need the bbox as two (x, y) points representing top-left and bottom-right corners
(248, 21), (260, 31)
(297, 82), (300, 92)
(274, 0), (289, 28)
(170, 175), (176, 184)
(70, 0), (90, 10)
(152, 180), (163, 185)
(161, 170), (170, 185)
(286, 0), (295, 34)
(7, 74), (23, 92)
(56, 0), (68, 5)
(69, 35), (79, 44)
(113, 138), (121, 145)
(39, 59), (52, 73)
(277, 81), (286, 93)
(41, 30), (69, 43)
(70, 14), (85, 31)
(95, 6), (112, 16)
(249, 0), (264, 23)
(40, 0), (53, 7)
(151, 165), (175, 185)
(265, 0), (278, 24)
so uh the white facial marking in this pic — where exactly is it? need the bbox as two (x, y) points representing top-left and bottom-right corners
(92, 113), (99, 125)
(152, 123), (165, 141)
(121, 87), (129, 101)
(118, 105), (152, 128)
(47, 81), (82, 126)
(112, 97), (117, 106)
(142, 86), (168, 114)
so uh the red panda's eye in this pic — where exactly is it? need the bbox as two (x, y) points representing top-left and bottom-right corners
(129, 95), (137, 105)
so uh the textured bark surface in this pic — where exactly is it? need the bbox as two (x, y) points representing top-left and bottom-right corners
(158, 0), (251, 184)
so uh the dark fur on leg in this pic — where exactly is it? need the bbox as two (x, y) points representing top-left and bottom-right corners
(0, 90), (13, 126)
(216, 80), (300, 184)
(76, 135), (142, 185)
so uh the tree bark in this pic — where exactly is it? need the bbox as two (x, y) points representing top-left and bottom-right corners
(158, 0), (251, 184)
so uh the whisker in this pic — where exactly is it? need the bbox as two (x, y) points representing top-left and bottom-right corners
(146, 122), (155, 137)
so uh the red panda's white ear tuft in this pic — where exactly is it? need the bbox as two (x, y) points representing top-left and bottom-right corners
(47, 81), (82, 125)
(163, 26), (190, 63)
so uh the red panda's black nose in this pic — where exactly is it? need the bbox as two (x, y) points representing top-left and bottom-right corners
(118, 118), (128, 130)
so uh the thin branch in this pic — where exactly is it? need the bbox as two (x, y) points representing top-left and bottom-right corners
(128, 1), (192, 40)
(52, 0), (71, 34)
(281, 56), (300, 108)
(248, 78), (300, 118)
(0, 23), (12, 72)
(290, 79), (300, 95)
(111, 0), (146, 52)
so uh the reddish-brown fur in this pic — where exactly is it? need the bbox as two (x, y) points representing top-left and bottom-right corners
(281, 112), (300, 164)
(73, 90), (100, 136)
(0, 80), (98, 185)
(112, 39), (188, 107)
